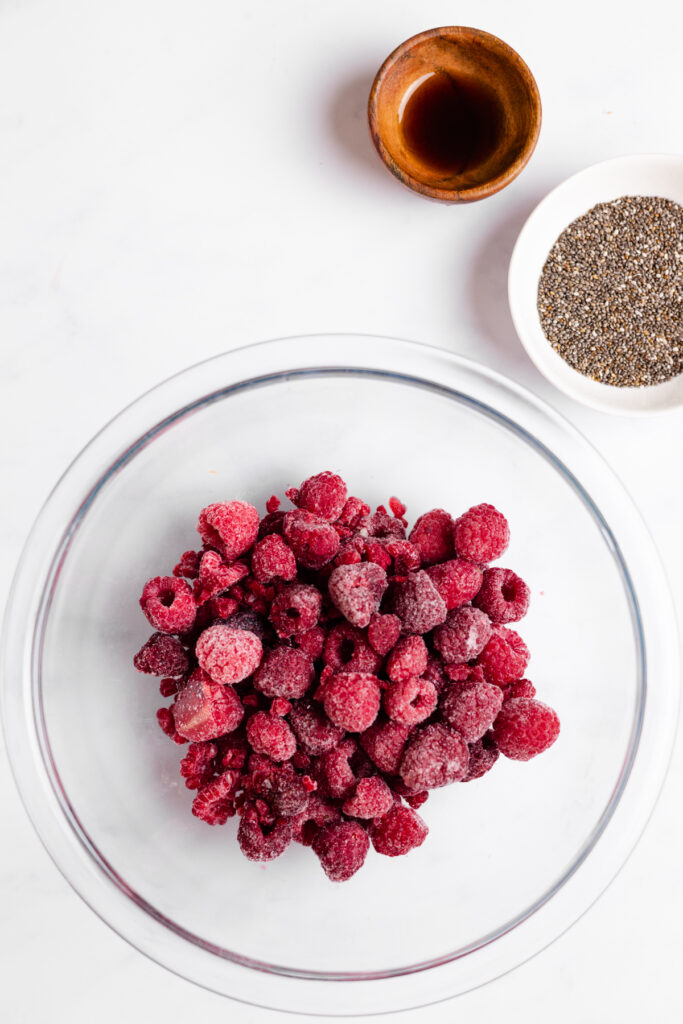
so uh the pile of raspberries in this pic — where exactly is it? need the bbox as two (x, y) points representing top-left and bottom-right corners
(135, 472), (560, 882)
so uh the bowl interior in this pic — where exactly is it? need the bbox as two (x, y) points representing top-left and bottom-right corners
(509, 154), (683, 414)
(369, 28), (540, 199)
(37, 368), (640, 976)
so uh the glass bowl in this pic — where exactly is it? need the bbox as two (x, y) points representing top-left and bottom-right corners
(2, 335), (678, 1015)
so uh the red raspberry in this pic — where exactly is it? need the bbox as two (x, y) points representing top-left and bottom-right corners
(282, 509), (340, 569)
(383, 675), (438, 726)
(389, 496), (407, 522)
(327, 562), (388, 628)
(159, 677), (179, 697)
(440, 681), (504, 742)
(296, 471), (348, 521)
(270, 696), (291, 716)
(195, 624), (262, 685)
(269, 582), (322, 638)
(400, 722), (469, 790)
(386, 635), (428, 683)
(323, 672), (381, 733)
(408, 508), (455, 565)
(197, 500), (260, 560)
(224, 609), (273, 646)
(292, 793), (342, 846)
(193, 551), (249, 605)
(173, 549), (201, 579)
(342, 776), (393, 819)
(312, 821), (369, 882)
(246, 762), (309, 817)
(246, 711), (297, 761)
(266, 495), (281, 513)
(359, 718), (411, 775)
(156, 706), (186, 744)
(422, 654), (447, 693)
(258, 510), (286, 538)
(237, 806), (293, 861)
(363, 539), (393, 571)
(505, 678), (536, 700)
(192, 770), (239, 824)
(251, 534), (297, 583)
(357, 510), (406, 539)
(462, 733), (500, 781)
(338, 496), (371, 527)
(391, 570), (447, 634)
(292, 625), (325, 660)
(425, 558), (483, 610)
(173, 669), (244, 741)
(474, 567), (531, 624)
(254, 646), (313, 699)
(134, 633), (189, 676)
(492, 698), (560, 760)
(180, 741), (218, 789)
(453, 503), (510, 564)
(433, 606), (492, 664)
(139, 576), (197, 634)
(319, 738), (357, 798)
(323, 622), (381, 674)
(289, 698), (344, 755)
(477, 625), (529, 685)
(367, 613), (401, 656)
(370, 805), (428, 857)
(384, 539), (421, 574)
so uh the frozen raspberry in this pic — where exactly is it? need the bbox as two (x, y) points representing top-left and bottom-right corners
(363, 540), (393, 571)
(357, 510), (406, 539)
(269, 582), (322, 638)
(266, 495), (281, 514)
(258, 510), (286, 538)
(408, 508), (455, 565)
(195, 624), (262, 685)
(323, 622), (381, 674)
(389, 496), (407, 522)
(192, 550), (249, 606)
(342, 776), (393, 819)
(224, 609), (273, 646)
(360, 718), (411, 774)
(197, 500), (259, 560)
(492, 698), (560, 760)
(384, 539), (421, 574)
(505, 678), (536, 700)
(425, 558), (483, 610)
(422, 654), (447, 693)
(327, 562), (388, 628)
(192, 770), (239, 824)
(323, 672), (381, 733)
(440, 681), (504, 742)
(156, 706), (186, 744)
(400, 722), (469, 790)
(139, 576), (197, 634)
(180, 741), (218, 789)
(134, 633), (189, 676)
(367, 613), (401, 656)
(289, 698), (344, 755)
(237, 806), (293, 861)
(333, 543), (363, 567)
(270, 696), (291, 716)
(251, 534), (297, 583)
(391, 571), (447, 634)
(293, 793), (342, 846)
(292, 625), (326, 660)
(383, 675), (438, 726)
(159, 677), (179, 697)
(217, 731), (249, 772)
(254, 646), (313, 699)
(173, 668), (244, 741)
(453, 503), (510, 564)
(282, 509), (340, 569)
(295, 471), (348, 521)
(433, 606), (492, 665)
(173, 549), (201, 579)
(463, 733), (500, 781)
(248, 762), (309, 817)
(312, 821), (369, 882)
(338, 496), (371, 527)
(319, 738), (357, 798)
(477, 625), (529, 685)
(246, 711), (297, 761)
(370, 805), (428, 857)
(386, 635), (428, 683)
(474, 567), (531, 624)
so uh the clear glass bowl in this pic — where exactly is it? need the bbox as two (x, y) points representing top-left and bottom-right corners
(2, 336), (678, 1015)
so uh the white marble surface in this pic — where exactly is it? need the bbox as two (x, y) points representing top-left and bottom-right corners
(1, 1), (682, 1020)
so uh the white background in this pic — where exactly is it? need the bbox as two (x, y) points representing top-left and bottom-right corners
(1, 1), (682, 1020)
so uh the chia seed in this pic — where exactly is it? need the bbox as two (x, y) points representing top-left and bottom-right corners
(537, 195), (683, 387)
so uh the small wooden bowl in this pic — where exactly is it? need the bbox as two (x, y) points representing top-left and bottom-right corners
(368, 26), (541, 202)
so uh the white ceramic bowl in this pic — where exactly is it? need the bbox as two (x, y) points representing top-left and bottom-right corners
(508, 154), (683, 415)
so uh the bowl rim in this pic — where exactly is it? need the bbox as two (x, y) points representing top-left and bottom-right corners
(508, 152), (683, 415)
(367, 25), (542, 202)
(1, 334), (679, 1014)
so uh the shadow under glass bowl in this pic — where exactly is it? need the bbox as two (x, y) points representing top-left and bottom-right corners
(1, 335), (678, 1015)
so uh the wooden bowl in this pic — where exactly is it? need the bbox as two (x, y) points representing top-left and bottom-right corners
(368, 26), (541, 202)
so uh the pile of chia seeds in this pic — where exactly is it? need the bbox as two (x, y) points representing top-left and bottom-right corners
(537, 195), (683, 387)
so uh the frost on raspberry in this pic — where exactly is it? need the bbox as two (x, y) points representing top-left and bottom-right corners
(440, 681), (504, 743)
(477, 625), (529, 685)
(134, 632), (189, 676)
(312, 821), (369, 882)
(289, 698), (345, 755)
(254, 645), (314, 699)
(474, 567), (531, 624)
(195, 624), (263, 684)
(246, 711), (297, 761)
(360, 717), (411, 775)
(237, 806), (293, 861)
(282, 509), (340, 569)
(323, 621), (381, 674)
(425, 558), (483, 610)
(400, 722), (469, 790)
(251, 534), (297, 583)
(322, 671), (381, 733)
(367, 613), (401, 656)
(172, 668), (244, 741)
(453, 503), (510, 564)
(463, 733), (500, 781)
(433, 606), (492, 665)
(327, 562), (388, 628)
(269, 582), (322, 638)
(408, 508), (455, 566)
(342, 776), (393, 819)
(295, 471), (348, 522)
(386, 635), (428, 683)
(140, 576), (197, 634)
(197, 500), (260, 560)
(383, 675), (437, 726)
(390, 570), (447, 634)
(370, 805), (428, 857)
(492, 698), (560, 760)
